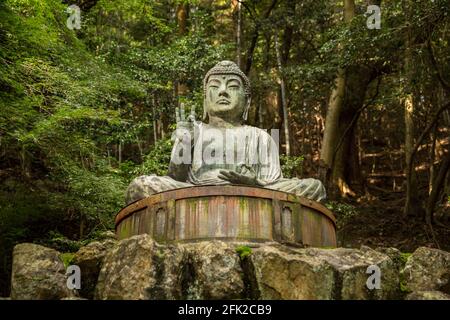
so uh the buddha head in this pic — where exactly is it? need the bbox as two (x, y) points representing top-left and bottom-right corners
(203, 60), (251, 124)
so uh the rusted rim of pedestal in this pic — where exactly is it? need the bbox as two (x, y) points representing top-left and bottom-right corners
(115, 185), (336, 229)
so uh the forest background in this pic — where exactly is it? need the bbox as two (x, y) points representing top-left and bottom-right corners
(0, 0), (449, 296)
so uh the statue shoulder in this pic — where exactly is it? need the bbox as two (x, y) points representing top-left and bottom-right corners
(244, 125), (276, 140)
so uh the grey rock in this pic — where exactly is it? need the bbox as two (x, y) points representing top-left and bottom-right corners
(181, 241), (245, 299)
(11, 243), (73, 300)
(402, 247), (450, 293)
(18, 237), (449, 301)
(250, 245), (400, 300)
(374, 247), (405, 271)
(98, 231), (117, 240)
(95, 236), (244, 300)
(73, 239), (116, 299)
(405, 290), (450, 300)
(95, 235), (183, 300)
(250, 245), (334, 299)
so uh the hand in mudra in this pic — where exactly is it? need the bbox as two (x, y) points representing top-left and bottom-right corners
(218, 165), (261, 186)
(174, 103), (196, 141)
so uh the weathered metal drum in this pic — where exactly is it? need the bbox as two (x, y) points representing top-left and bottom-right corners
(115, 185), (337, 247)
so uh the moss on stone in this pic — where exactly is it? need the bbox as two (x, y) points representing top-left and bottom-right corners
(59, 253), (75, 268)
(400, 252), (412, 265)
(400, 276), (412, 293)
(236, 246), (252, 260)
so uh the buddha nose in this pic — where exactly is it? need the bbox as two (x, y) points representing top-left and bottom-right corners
(218, 83), (228, 96)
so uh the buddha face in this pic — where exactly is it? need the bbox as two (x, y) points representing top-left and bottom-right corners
(205, 74), (246, 123)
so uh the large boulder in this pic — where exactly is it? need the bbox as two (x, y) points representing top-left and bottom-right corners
(180, 241), (245, 299)
(12, 237), (450, 300)
(250, 245), (334, 299)
(11, 243), (73, 300)
(94, 239), (403, 300)
(250, 245), (400, 299)
(405, 291), (450, 300)
(402, 247), (450, 293)
(375, 247), (405, 272)
(72, 239), (116, 299)
(95, 235), (184, 300)
(95, 236), (245, 300)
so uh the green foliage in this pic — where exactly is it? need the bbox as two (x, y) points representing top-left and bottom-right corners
(400, 282), (412, 294)
(0, 0), (139, 228)
(326, 201), (359, 228)
(397, 252), (412, 294)
(0, 0), (148, 295)
(280, 155), (304, 179)
(59, 253), (75, 268)
(44, 231), (86, 253)
(399, 252), (412, 265)
(326, 201), (358, 218)
(132, 138), (173, 178)
(399, 268), (413, 294)
(60, 166), (126, 228)
(236, 245), (253, 260)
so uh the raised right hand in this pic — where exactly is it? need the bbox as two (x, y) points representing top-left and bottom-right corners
(174, 103), (196, 141)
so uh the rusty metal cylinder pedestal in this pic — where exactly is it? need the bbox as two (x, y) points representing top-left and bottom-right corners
(115, 185), (337, 247)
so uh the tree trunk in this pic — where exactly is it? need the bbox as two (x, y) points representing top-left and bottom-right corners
(403, 94), (421, 216)
(330, 68), (370, 197)
(256, 35), (272, 128)
(175, 3), (189, 105)
(426, 149), (450, 224)
(274, 33), (290, 156)
(403, 1), (422, 217)
(319, 0), (378, 197)
(428, 123), (437, 194)
(118, 141), (122, 164)
(236, 0), (242, 68)
(281, 1), (294, 66)
(343, 0), (355, 21)
(79, 212), (85, 240)
(319, 0), (358, 197)
(152, 96), (158, 143)
(244, 0), (278, 75)
(333, 101), (359, 197)
(320, 68), (346, 184)
(319, 0), (354, 182)
(176, 3), (189, 35)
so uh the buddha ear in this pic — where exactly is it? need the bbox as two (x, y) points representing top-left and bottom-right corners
(202, 98), (208, 121)
(242, 96), (251, 122)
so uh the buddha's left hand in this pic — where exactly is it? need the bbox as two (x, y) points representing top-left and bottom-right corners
(218, 170), (261, 186)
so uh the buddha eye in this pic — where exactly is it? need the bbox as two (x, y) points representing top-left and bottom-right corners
(228, 80), (241, 89)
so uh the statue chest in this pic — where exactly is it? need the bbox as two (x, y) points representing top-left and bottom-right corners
(192, 127), (253, 169)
